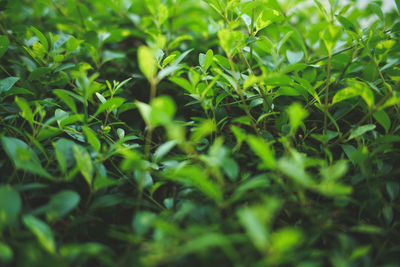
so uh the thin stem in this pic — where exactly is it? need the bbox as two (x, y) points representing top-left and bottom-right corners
(227, 54), (260, 135)
(308, 45), (355, 65)
(323, 53), (332, 135)
(249, 7), (255, 66)
(333, 90), (395, 145)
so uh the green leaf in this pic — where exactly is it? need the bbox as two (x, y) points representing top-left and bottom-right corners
(132, 211), (157, 235)
(23, 215), (56, 254)
(204, 49), (214, 71)
(373, 110), (391, 133)
(93, 97), (125, 117)
(0, 77), (19, 94)
(218, 29), (245, 56)
(367, 2), (384, 21)
(163, 166), (223, 202)
(149, 95), (176, 126)
(0, 186), (22, 231)
(270, 228), (303, 253)
(101, 50), (125, 65)
(46, 190), (80, 221)
(169, 77), (194, 93)
(53, 138), (76, 174)
(1, 136), (53, 179)
(237, 207), (269, 251)
(136, 101), (151, 126)
(221, 157), (239, 181)
(332, 80), (374, 108)
(386, 182), (399, 201)
(278, 150), (314, 187)
(287, 102), (308, 136)
(286, 50), (304, 64)
(255, 8), (283, 33)
(337, 15), (357, 32)
(348, 124), (376, 140)
(83, 126), (101, 152)
(246, 135), (276, 170)
(53, 89), (78, 113)
(138, 46), (157, 82)
(73, 145), (93, 186)
(153, 140), (176, 162)
(0, 35), (10, 58)
(15, 96), (34, 128)
(0, 241), (13, 263)
(31, 26), (48, 51)
(237, 198), (282, 252)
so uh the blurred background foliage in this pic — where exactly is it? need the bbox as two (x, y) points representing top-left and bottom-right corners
(0, 0), (400, 266)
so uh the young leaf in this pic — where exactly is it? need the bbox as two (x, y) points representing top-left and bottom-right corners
(15, 96), (34, 129)
(73, 145), (93, 186)
(83, 126), (101, 152)
(138, 46), (157, 82)
(31, 26), (49, 51)
(348, 124), (376, 140)
(246, 135), (276, 170)
(93, 97), (125, 117)
(23, 215), (56, 254)
(204, 49), (214, 71)
(218, 29), (245, 56)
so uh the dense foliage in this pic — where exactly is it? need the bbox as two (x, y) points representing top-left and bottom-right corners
(0, 0), (400, 266)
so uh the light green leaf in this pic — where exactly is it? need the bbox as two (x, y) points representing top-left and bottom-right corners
(31, 26), (48, 51)
(256, 8), (283, 33)
(15, 96), (34, 128)
(348, 124), (376, 140)
(93, 97), (125, 117)
(246, 135), (276, 170)
(73, 145), (93, 186)
(237, 207), (269, 251)
(332, 80), (374, 108)
(368, 2), (384, 21)
(163, 166), (223, 202)
(138, 46), (157, 82)
(204, 49), (214, 71)
(0, 241), (13, 262)
(153, 140), (176, 162)
(270, 228), (303, 253)
(150, 95), (176, 126)
(101, 50), (125, 65)
(286, 50), (304, 64)
(218, 29), (245, 56)
(136, 101), (151, 126)
(83, 126), (101, 152)
(169, 77), (194, 93)
(287, 102), (308, 135)
(23, 215), (56, 254)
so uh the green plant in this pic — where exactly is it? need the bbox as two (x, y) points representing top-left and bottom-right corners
(0, 0), (400, 266)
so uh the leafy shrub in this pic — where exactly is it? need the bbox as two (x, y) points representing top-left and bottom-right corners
(0, 0), (400, 266)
